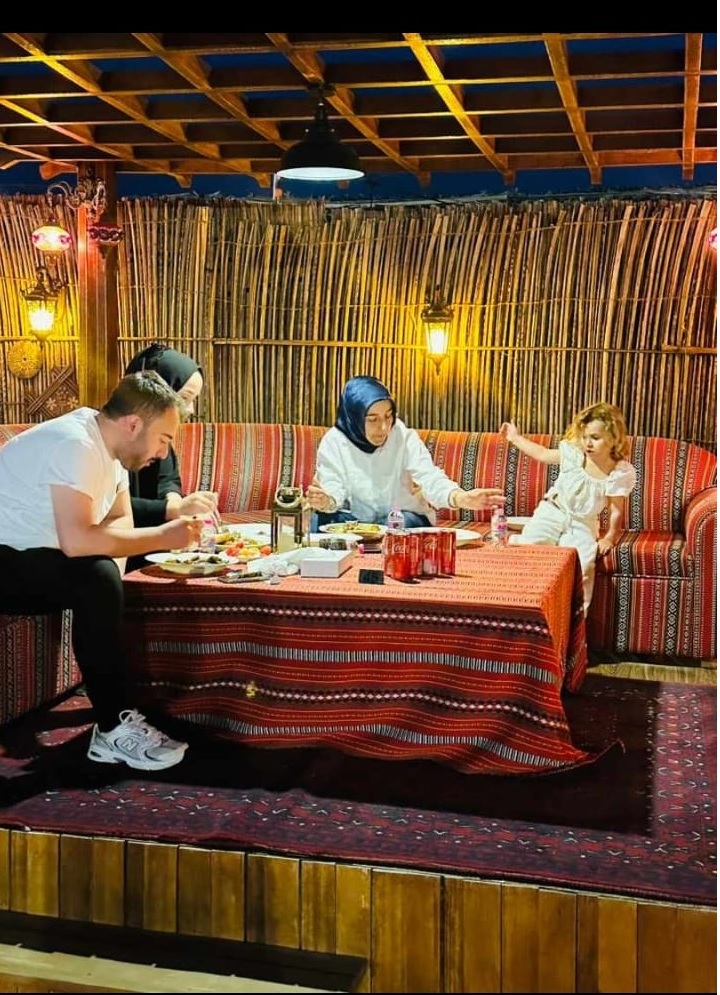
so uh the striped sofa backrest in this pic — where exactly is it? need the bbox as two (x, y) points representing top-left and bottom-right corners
(175, 422), (329, 513)
(625, 436), (717, 533)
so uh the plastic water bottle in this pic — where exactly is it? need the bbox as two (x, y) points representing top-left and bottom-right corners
(386, 507), (405, 532)
(490, 501), (509, 547)
(199, 517), (217, 551)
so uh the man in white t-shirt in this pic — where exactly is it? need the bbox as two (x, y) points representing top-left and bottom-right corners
(0, 371), (204, 772)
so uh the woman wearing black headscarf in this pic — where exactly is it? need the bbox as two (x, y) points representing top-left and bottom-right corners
(306, 375), (504, 530)
(124, 343), (218, 529)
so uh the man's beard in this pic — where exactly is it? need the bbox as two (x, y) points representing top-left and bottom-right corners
(122, 448), (158, 472)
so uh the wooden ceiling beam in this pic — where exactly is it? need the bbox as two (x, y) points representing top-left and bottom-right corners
(682, 33), (702, 181)
(403, 32), (512, 182)
(544, 33), (601, 186)
(132, 32), (284, 148)
(4, 32), (255, 181)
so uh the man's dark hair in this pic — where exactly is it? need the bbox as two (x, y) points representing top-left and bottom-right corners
(102, 371), (185, 423)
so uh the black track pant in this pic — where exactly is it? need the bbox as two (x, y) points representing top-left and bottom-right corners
(0, 545), (131, 730)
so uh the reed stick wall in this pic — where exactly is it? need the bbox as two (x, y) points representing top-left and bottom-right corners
(0, 193), (716, 445)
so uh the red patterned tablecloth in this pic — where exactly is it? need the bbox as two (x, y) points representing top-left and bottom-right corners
(123, 543), (592, 775)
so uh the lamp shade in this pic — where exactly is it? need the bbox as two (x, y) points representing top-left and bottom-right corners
(31, 222), (72, 255)
(277, 98), (364, 182)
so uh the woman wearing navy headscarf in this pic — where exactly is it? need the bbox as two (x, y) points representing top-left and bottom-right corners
(124, 343), (219, 531)
(307, 375), (504, 530)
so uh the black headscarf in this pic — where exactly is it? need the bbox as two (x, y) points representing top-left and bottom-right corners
(335, 375), (396, 454)
(125, 343), (201, 392)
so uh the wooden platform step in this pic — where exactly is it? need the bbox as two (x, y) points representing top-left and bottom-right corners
(0, 911), (366, 993)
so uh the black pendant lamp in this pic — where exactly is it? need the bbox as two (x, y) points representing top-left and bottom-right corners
(277, 87), (364, 182)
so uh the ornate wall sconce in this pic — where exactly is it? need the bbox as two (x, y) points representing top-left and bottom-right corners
(421, 287), (454, 372)
(31, 169), (123, 253)
(24, 172), (100, 336)
(21, 265), (65, 339)
(9, 264), (67, 379)
(19, 169), (124, 370)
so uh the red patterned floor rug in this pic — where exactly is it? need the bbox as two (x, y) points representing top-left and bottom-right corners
(0, 675), (714, 907)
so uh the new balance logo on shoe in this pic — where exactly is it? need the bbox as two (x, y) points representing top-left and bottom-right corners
(87, 709), (188, 771)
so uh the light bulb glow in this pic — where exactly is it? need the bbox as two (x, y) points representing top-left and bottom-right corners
(425, 325), (449, 358)
(26, 300), (56, 338)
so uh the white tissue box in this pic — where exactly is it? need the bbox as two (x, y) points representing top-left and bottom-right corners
(300, 548), (354, 578)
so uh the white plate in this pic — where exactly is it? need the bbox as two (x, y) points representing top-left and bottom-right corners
(507, 516), (532, 531)
(146, 552), (239, 576)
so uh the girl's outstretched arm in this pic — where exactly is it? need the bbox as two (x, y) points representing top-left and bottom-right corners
(500, 421), (560, 464)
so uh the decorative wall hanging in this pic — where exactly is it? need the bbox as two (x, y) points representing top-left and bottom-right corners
(25, 365), (79, 421)
(7, 340), (43, 380)
(88, 222), (124, 248)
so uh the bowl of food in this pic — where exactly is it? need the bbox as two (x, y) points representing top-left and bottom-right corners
(319, 522), (387, 544)
(212, 528), (273, 561)
(146, 551), (239, 576)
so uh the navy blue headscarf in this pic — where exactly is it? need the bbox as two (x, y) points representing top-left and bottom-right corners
(335, 375), (397, 454)
(125, 343), (201, 392)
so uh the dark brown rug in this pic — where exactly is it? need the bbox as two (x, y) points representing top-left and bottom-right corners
(0, 674), (715, 907)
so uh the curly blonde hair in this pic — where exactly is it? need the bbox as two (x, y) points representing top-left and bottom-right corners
(564, 402), (631, 461)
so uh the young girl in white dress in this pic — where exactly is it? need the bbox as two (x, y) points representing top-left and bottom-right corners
(500, 402), (637, 615)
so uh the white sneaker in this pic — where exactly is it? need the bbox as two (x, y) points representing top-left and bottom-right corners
(87, 709), (188, 771)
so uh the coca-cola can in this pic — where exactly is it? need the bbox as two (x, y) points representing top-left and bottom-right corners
(383, 530), (413, 581)
(420, 529), (441, 577)
(438, 528), (457, 575)
(407, 531), (423, 577)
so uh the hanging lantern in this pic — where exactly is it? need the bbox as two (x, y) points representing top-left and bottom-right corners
(421, 288), (454, 372)
(21, 266), (63, 340)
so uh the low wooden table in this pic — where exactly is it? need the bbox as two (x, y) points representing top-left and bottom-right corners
(123, 542), (593, 775)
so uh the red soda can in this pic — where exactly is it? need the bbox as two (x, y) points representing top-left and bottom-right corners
(438, 528), (456, 575)
(420, 529), (441, 577)
(383, 530), (413, 581)
(407, 531), (423, 577)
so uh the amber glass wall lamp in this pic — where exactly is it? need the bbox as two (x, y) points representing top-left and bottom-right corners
(21, 266), (65, 339)
(421, 287), (454, 372)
